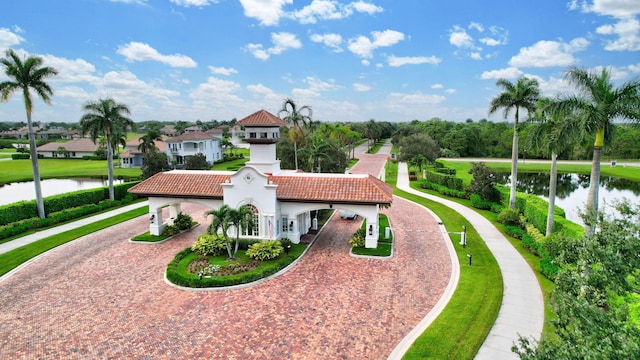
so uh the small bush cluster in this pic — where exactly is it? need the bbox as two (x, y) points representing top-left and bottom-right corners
(349, 227), (367, 248)
(424, 170), (464, 191)
(246, 240), (283, 261)
(419, 180), (468, 199)
(11, 153), (29, 160)
(496, 208), (521, 226)
(191, 233), (227, 256)
(173, 212), (193, 231)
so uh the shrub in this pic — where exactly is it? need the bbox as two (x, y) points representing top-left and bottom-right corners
(280, 238), (293, 253)
(163, 224), (179, 236)
(191, 233), (227, 256)
(470, 193), (495, 210)
(521, 234), (540, 256)
(173, 212), (193, 231)
(11, 153), (29, 160)
(349, 227), (367, 248)
(504, 224), (525, 239)
(496, 208), (521, 225)
(418, 180), (467, 199)
(467, 162), (501, 203)
(246, 240), (284, 261)
(424, 170), (463, 191)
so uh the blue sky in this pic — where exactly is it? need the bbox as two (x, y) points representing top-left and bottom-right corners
(1, 0), (639, 124)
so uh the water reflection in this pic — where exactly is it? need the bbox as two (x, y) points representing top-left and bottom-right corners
(0, 178), (125, 206)
(498, 172), (640, 225)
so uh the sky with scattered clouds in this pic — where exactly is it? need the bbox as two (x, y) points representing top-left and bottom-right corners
(1, 0), (639, 124)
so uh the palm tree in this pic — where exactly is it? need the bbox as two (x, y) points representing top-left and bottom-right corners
(226, 205), (255, 259)
(364, 119), (381, 152)
(0, 49), (58, 219)
(79, 98), (135, 201)
(138, 129), (162, 154)
(279, 98), (312, 170)
(556, 66), (640, 235)
(205, 205), (232, 258)
(300, 136), (331, 172)
(489, 76), (540, 209)
(527, 98), (584, 236)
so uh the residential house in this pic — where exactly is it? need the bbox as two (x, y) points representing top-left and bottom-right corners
(36, 138), (99, 158)
(120, 138), (167, 168)
(160, 125), (177, 137)
(166, 132), (222, 166)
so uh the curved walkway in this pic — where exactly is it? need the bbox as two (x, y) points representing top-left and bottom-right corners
(0, 151), (454, 359)
(396, 162), (544, 359)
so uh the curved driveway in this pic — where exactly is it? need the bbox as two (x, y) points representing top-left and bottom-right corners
(0, 152), (452, 359)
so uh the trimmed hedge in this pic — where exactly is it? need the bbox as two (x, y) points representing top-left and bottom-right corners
(515, 193), (568, 236)
(0, 181), (140, 226)
(418, 180), (468, 199)
(0, 195), (136, 240)
(424, 170), (464, 191)
(11, 153), (30, 160)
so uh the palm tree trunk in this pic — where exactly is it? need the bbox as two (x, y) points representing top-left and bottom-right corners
(26, 111), (45, 219)
(585, 128), (604, 236)
(294, 140), (299, 170)
(546, 152), (558, 236)
(106, 136), (115, 201)
(509, 128), (519, 209)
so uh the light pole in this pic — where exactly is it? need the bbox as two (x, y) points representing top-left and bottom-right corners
(459, 225), (467, 247)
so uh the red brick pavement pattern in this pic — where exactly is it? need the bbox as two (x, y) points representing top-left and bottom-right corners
(0, 152), (451, 359)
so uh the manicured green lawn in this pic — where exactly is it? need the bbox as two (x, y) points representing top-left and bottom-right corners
(0, 207), (148, 277)
(0, 158), (141, 185)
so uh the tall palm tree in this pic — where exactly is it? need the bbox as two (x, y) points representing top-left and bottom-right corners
(226, 205), (255, 259)
(556, 66), (640, 235)
(300, 135), (331, 172)
(79, 98), (135, 201)
(0, 49), (58, 219)
(364, 119), (381, 152)
(279, 98), (312, 170)
(527, 98), (584, 236)
(489, 76), (540, 209)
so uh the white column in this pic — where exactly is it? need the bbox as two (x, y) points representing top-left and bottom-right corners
(168, 203), (181, 225)
(365, 217), (379, 248)
(149, 208), (164, 236)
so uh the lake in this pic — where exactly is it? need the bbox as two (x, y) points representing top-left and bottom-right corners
(502, 172), (640, 225)
(0, 178), (125, 206)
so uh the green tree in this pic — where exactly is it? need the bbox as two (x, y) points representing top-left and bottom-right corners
(556, 66), (640, 235)
(185, 152), (209, 170)
(489, 76), (540, 209)
(409, 154), (427, 173)
(225, 205), (254, 259)
(141, 149), (169, 179)
(397, 132), (440, 163)
(0, 49), (58, 218)
(466, 162), (501, 203)
(79, 98), (134, 201)
(205, 205), (232, 258)
(527, 98), (583, 236)
(138, 129), (162, 154)
(364, 119), (381, 152)
(514, 200), (640, 359)
(279, 98), (312, 170)
(300, 135), (331, 172)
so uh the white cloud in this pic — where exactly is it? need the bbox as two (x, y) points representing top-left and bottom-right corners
(117, 42), (197, 67)
(509, 38), (589, 68)
(596, 17), (640, 51)
(384, 92), (447, 114)
(247, 83), (282, 103)
(387, 55), (441, 67)
(169, 0), (218, 6)
(479, 37), (502, 46)
(239, 0), (292, 26)
(109, 0), (149, 5)
(189, 76), (243, 111)
(310, 33), (343, 52)
(470, 52), (482, 60)
(361, 59), (370, 66)
(353, 83), (371, 91)
(445, 89), (456, 94)
(348, 29), (405, 58)
(40, 55), (99, 84)
(246, 32), (302, 60)
(469, 22), (484, 32)
(288, 0), (383, 24)
(208, 66), (238, 76)
(431, 84), (443, 89)
(0, 27), (25, 49)
(480, 67), (524, 79)
(568, 0), (640, 18)
(292, 76), (338, 98)
(449, 26), (474, 48)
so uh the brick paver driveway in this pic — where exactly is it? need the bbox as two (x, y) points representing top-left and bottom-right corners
(1, 153), (451, 359)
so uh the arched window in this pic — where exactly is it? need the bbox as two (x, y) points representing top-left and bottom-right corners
(243, 205), (259, 237)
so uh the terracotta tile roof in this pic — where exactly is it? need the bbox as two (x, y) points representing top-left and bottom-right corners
(165, 132), (219, 142)
(128, 170), (393, 205)
(36, 138), (99, 152)
(236, 110), (288, 127)
(129, 171), (230, 199)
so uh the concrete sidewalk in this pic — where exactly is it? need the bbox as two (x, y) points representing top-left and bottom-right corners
(0, 201), (149, 255)
(396, 162), (544, 360)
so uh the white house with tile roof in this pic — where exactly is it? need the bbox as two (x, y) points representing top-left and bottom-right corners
(129, 110), (392, 248)
(165, 131), (223, 166)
